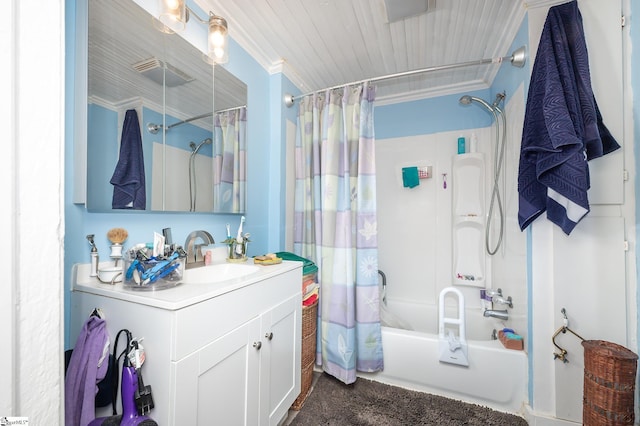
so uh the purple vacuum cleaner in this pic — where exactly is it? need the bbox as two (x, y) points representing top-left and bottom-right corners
(89, 331), (157, 426)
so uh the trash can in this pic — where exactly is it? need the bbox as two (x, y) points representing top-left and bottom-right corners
(582, 340), (638, 425)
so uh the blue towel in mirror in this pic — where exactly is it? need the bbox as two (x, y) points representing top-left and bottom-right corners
(110, 109), (146, 209)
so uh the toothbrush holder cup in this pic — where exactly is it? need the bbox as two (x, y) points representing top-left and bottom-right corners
(227, 240), (248, 262)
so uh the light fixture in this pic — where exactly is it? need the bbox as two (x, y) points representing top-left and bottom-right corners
(155, 0), (229, 64)
(157, 0), (187, 33)
(208, 14), (228, 64)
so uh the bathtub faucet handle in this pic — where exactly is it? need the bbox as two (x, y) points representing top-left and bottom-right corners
(491, 295), (513, 309)
(485, 288), (502, 298)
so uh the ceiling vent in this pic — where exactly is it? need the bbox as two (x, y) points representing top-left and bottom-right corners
(132, 57), (194, 87)
(384, 0), (436, 22)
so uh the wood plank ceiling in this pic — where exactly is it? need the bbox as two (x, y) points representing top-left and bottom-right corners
(197, 0), (528, 101)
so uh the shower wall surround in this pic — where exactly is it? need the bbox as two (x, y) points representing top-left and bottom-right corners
(377, 127), (492, 308)
(375, 86), (527, 339)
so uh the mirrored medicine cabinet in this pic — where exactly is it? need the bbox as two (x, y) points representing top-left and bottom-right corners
(84, 0), (247, 213)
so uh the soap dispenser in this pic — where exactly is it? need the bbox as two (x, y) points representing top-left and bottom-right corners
(469, 133), (478, 153)
(87, 234), (99, 277)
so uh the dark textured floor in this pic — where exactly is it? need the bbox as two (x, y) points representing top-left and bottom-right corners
(287, 373), (528, 426)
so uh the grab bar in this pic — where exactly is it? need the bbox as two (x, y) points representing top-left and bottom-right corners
(378, 270), (387, 305)
(438, 287), (466, 345)
(552, 308), (585, 363)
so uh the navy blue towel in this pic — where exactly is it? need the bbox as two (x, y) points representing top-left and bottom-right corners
(110, 109), (146, 209)
(517, 0), (620, 235)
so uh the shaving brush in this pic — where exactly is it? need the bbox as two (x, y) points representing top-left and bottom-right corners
(107, 227), (128, 259)
(107, 227), (128, 244)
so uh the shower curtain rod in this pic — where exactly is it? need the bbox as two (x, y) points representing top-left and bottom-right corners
(147, 104), (247, 134)
(284, 45), (526, 107)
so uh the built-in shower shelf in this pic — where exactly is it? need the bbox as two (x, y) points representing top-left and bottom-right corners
(452, 153), (485, 288)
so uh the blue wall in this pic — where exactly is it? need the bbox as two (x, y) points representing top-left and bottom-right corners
(86, 105), (118, 209)
(491, 15), (530, 108)
(269, 74), (302, 248)
(375, 89), (493, 139)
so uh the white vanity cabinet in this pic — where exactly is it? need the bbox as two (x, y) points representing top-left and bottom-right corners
(70, 261), (302, 426)
(172, 294), (300, 425)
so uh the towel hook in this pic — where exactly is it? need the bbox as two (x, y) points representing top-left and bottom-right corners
(552, 308), (585, 363)
(90, 307), (105, 319)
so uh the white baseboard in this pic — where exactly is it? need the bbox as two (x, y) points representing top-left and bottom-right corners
(522, 405), (580, 426)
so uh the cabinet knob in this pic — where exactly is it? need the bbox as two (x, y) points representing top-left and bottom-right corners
(253, 341), (262, 350)
(265, 332), (274, 340)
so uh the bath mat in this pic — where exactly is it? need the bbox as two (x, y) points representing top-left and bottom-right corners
(289, 373), (527, 425)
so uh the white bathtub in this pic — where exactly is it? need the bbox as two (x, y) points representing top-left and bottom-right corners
(361, 299), (528, 414)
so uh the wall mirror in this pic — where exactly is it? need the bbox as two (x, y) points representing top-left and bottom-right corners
(86, 0), (247, 213)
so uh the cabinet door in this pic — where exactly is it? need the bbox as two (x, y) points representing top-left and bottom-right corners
(259, 295), (301, 425)
(171, 317), (261, 426)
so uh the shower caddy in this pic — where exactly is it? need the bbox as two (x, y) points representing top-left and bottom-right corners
(451, 152), (485, 287)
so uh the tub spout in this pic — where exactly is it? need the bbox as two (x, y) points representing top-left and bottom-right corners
(483, 309), (509, 321)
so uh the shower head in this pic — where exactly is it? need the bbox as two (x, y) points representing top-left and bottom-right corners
(459, 95), (473, 105)
(459, 95), (494, 114)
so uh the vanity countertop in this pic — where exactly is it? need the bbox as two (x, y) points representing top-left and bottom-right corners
(72, 259), (302, 311)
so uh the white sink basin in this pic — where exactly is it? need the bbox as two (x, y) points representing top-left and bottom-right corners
(182, 263), (260, 284)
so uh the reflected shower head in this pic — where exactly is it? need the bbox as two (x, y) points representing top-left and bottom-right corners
(190, 138), (212, 154)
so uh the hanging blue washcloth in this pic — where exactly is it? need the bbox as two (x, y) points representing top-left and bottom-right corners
(110, 109), (146, 209)
(517, 0), (620, 235)
(402, 166), (420, 188)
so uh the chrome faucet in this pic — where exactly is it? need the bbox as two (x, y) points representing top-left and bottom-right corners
(483, 309), (509, 321)
(485, 288), (513, 308)
(184, 230), (215, 269)
(491, 295), (513, 309)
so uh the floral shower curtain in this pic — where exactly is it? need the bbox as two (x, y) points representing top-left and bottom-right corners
(293, 84), (383, 384)
(213, 106), (247, 213)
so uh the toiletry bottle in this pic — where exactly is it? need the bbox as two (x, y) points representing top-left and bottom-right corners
(162, 227), (173, 245)
(480, 289), (492, 311)
(469, 133), (478, 153)
(457, 136), (466, 154)
(90, 246), (99, 277)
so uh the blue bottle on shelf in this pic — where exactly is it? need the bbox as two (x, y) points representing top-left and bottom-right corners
(457, 136), (466, 154)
